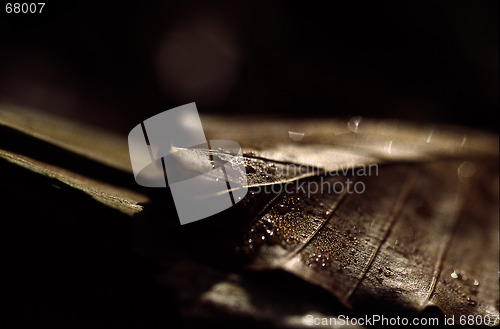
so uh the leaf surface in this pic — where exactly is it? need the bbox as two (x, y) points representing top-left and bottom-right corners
(1, 104), (498, 325)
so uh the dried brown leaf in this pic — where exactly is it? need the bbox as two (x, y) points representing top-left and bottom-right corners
(1, 104), (498, 326)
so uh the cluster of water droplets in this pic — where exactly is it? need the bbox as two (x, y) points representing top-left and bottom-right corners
(242, 157), (285, 185)
(449, 269), (480, 306)
(238, 192), (336, 256)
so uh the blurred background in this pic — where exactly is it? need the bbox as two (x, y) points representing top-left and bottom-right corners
(0, 0), (498, 132)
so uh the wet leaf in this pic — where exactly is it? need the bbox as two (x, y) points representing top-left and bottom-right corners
(0, 104), (132, 173)
(0, 104), (148, 215)
(0, 148), (148, 215)
(202, 115), (498, 169)
(236, 160), (499, 323)
(1, 104), (498, 326)
(205, 116), (499, 324)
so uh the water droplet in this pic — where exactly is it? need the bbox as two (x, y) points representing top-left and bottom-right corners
(458, 161), (475, 179)
(215, 178), (219, 181)
(473, 279), (479, 286)
(347, 116), (362, 133)
(288, 131), (305, 142)
(426, 128), (434, 143)
(384, 140), (393, 154)
(451, 271), (458, 279)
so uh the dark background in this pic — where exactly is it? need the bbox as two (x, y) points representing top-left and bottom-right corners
(0, 0), (498, 133)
